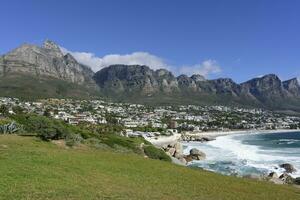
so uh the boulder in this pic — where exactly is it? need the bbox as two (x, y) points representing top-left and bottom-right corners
(279, 163), (296, 173)
(183, 155), (193, 162)
(201, 137), (214, 142)
(168, 147), (176, 156)
(179, 157), (187, 165)
(279, 173), (295, 184)
(174, 152), (183, 159)
(189, 148), (206, 160)
(174, 142), (183, 154)
(268, 172), (278, 179)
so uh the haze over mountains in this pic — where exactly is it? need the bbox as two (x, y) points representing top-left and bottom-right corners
(1, 40), (300, 111)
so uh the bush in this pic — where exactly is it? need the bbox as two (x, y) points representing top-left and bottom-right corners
(294, 177), (300, 185)
(65, 133), (83, 147)
(100, 134), (142, 153)
(0, 121), (22, 134)
(143, 145), (171, 162)
(11, 114), (72, 141)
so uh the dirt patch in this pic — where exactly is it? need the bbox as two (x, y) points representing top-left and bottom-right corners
(51, 140), (68, 148)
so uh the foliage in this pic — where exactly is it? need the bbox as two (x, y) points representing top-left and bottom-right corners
(78, 122), (124, 135)
(0, 105), (9, 116)
(10, 114), (85, 141)
(105, 113), (120, 125)
(99, 134), (145, 154)
(132, 125), (166, 133)
(8, 113), (170, 161)
(143, 145), (171, 162)
(0, 118), (12, 125)
(0, 74), (100, 100)
(65, 133), (83, 147)
(12, 106), (24, 114)
(0, 121), (22, 134)
(294, 177), (300, 185)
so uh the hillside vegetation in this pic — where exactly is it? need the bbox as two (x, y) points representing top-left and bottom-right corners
(0, 74), (100, 100)
(0, 135), (300, 200)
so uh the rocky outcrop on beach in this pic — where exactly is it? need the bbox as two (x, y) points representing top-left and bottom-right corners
(279, 163), (297, 173)
(268, 172), (295, 185)
(163, 142), (187, 165)
(163, 143), (207, 165)
(181, 134), (214, 142)
(184, 148), (206, 162)
(267, 163), (299, 185)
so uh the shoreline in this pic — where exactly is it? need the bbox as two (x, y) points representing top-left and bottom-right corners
(149, 128), (300, 182)
(180, 128), (300, 184)
(146, 129), (300, 148)
(182, 129), (300, 139)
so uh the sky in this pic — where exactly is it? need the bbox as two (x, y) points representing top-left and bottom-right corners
(1, 0), (300, 83)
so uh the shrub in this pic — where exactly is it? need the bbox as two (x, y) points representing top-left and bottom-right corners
(143, 145), (171, 162)
(294, 177), (300, 185)
(65, 133), (83, 147)
(0, 121), (22, 134)
(11, 114), (71, 141)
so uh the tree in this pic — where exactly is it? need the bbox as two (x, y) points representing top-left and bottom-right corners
(12, 106), (24, 114)
(43, 109), (51, 117)
(0, 105), (9, 116)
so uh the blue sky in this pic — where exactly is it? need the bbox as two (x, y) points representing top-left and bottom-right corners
(1, 0), (300, 83)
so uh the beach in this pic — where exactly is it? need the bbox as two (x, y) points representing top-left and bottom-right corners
(183, 129), (300, 139)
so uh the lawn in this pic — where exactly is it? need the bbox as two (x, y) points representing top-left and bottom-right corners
(0, 135), (299, 200)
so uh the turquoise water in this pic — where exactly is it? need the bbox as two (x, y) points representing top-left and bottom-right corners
(183, 131), (300, 178)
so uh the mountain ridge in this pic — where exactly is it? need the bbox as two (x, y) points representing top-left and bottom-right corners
(94, 65), (300, 111)
(1, 40), (300, 111)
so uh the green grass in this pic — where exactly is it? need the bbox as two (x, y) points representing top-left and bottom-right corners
(0, 135), (300, 200)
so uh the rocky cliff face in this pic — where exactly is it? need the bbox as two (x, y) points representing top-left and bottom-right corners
(93, 65), (180, 95)
(240, 74), (289, 99)
(0, 40), (94, 84)
(283, 78), (300, 97)
(94, 65), (300, 110)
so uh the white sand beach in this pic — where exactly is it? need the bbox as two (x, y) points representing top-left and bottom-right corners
(183, 129), (300, 139)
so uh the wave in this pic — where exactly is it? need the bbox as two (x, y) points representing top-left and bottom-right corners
(183, 133), (300, 178)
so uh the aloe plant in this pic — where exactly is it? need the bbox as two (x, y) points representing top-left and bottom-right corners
(0, 121), (21, 134)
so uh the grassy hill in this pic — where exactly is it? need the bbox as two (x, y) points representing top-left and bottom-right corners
(0, 135), (299, 200)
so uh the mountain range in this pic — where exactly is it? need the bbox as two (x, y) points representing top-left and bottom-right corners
(1, 40), (300, 112)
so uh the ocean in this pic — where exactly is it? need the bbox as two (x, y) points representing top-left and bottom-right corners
(183, 131), (300, 178)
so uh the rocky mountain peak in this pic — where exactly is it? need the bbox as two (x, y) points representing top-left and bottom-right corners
(0, 40), (95, 84)
(156, 69), (171, 76)
(43, 39), (60, 50)
(191, 74), (206, 82)
(43, 39), (64, 57)
(283, 78), (300, 97)
(260, 74), (281, 81)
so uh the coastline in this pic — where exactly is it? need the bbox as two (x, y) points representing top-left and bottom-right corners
(180, 128), (300, 184)
(182, 129), (300, 139)
(146, 129), (300, 148)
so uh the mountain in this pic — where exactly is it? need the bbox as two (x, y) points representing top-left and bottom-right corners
(94, 65), (300, 111)
(283, 78), (300, 97)
(0, 40), (99, 99)
(1, 40), (300, 112)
